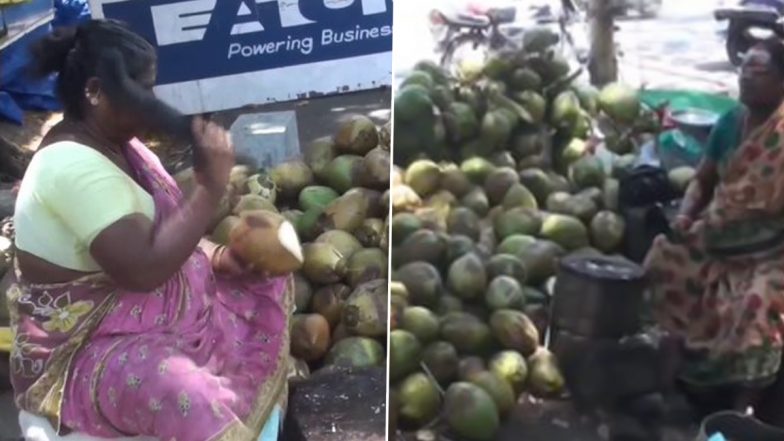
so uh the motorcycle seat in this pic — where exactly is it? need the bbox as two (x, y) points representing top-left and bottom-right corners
(486, 7), (517, 25)
(440, 11), (490, 28)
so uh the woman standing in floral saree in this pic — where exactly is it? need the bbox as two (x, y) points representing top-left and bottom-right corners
(645, 39), (784, 422)
(6, 20), (291, 441)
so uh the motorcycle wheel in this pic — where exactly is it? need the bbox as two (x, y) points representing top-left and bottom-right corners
(726, 22), (751, 67)
(441, 33), (490, 79)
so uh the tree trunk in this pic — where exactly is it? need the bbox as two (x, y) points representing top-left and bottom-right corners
(587, 0), (618, 86)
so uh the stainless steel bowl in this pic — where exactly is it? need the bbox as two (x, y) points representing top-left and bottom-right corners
(670, 108), (720, 143)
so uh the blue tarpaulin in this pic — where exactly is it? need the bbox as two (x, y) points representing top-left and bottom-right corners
(0, 0), (90, 124)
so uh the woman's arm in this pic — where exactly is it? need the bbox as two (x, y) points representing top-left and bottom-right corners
(89, 186), (222, 291)
(678, 158), (719, 220)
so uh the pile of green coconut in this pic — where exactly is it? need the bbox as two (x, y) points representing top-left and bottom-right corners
(175, 114), (391, 376)
(388, 27), (695, 441)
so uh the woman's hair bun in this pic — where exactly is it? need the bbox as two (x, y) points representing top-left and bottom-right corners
(29, 26), (79, 78)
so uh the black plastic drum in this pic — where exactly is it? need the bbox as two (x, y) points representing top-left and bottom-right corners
(551, 255), (646, 339)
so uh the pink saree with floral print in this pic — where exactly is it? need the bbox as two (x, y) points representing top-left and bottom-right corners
(6, 139), (292, 441)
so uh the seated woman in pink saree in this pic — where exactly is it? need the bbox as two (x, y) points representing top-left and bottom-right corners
(6, 20), (291, 441)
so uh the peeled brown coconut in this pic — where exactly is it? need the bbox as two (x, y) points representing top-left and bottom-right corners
(291, 314), (331, 362)
(228, 210), (304, 276)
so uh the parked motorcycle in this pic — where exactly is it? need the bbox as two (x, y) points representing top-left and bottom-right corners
(429, 0), (587, 76)
(715, 0), (784, 66)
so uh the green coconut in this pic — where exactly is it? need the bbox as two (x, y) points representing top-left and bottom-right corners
(515, 90), (547, 124)
(528, 348), (566, 397)
(390, 329), (423, 382)
(233, 194), (279, 214)
(598, 82), (641, 124)
(551, 90), (582, 134)
(447, 253), (487, 301)
(306, 137), (338, 182)
(457, 357), (486, 382)
(334, 114), (379, 155)
(443, 383), (500, 441)
(293, 273), (313, 313)
(393, 229), (446, 268)
(296, 206), (326, 241)
(402, 70), (434, 90)
(325, 336), (385, 368)
(422, 341), (460, 385)
(440, 313), (493, 355)
(311, 283), (352, 328)
(324, 155), (364, 193)
(501, 183), (538, 210)
(445, 234), (477, 264)
(603, 178), (620, 212)
(436, 295), (464, 315)
(355, 218), (385, 248)
(509, 68), (543, 91)
(360, 147), (391, 190)
(461, 187), (491, 217)
(444, 102), (480, 141)
(485, 275), (526, 311)
(401, 306), (441, 344)
(405, 159), (442, 198)
(487, 252), (527, 280)
(302, 243), (346, 284)
(496, 234), (537, 258)
(484, 167), (520, 205)
(398, 372), (442, 429)
(489, 310), (540, 356)
(471, 371), (516, 416)
(518, 240), (564, 285)
(447, 207), (481, 241)
(461, 157), (497, 185)
(590, 211), (626, 253)
(321, 191), (370, 233)
(342, 279), (387, 337)
(344, 248), (388, 288)
(569, 155), (606, 190)
(540, 214), (590, 251)
(391, 213), (423, 245)
(299, 186), (339, 212)
(393, 262), (443, 308)
(270, 161), (314, 199)
(489, 350), (529, 394)
(494, 207), (542, 239)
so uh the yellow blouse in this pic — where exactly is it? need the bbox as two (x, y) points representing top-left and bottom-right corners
(14, 141), (155, 272)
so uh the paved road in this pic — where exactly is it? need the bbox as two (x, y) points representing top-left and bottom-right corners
(393, 0), (738, 95)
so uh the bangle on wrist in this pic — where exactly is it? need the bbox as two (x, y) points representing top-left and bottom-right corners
(211, 245), (227, 269)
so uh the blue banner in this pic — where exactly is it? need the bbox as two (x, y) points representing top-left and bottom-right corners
(99, 0), (393, 86)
